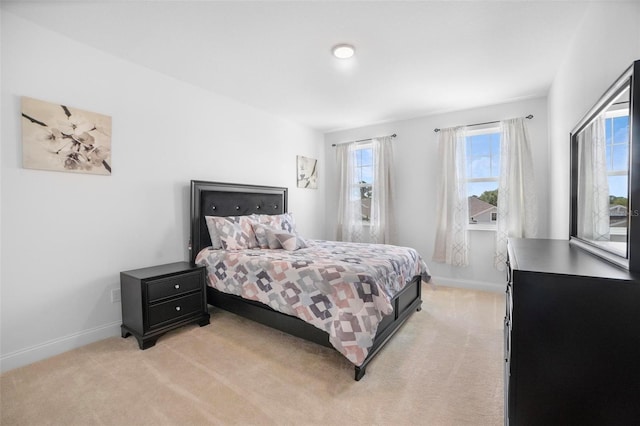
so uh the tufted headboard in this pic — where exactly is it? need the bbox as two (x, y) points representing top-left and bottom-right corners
(189, 180), (288, 264)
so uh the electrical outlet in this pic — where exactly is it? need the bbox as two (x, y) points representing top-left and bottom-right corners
(111, 288), (121, 303)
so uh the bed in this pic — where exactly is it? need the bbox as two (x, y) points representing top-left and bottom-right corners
(189, 180), (430, 380)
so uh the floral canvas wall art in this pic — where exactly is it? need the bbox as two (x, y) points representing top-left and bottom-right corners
(296, 155), (318, 189)
(21, 97), (112, 175)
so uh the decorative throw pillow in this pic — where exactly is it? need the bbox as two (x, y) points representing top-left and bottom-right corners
(252, 222), (270, 249)
(264, 226), (307, 251)
(253, 213), (296, 248)
(204, 216), (223, 249)
(276, 230), (307, 251)
(213, 216), (259, 250)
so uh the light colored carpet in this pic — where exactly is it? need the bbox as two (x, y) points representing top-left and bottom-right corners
(1, 285), (505, 425)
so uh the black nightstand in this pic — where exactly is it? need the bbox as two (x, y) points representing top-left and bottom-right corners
(120, 261), (210, 349)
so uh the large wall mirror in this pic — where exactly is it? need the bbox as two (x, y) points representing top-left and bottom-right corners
(570, 60), (639, 272)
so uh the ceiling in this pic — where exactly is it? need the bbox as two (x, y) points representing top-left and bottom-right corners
(3, 1), (590, 132)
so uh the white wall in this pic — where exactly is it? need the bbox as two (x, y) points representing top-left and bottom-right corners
(547, 1), (640, 239)
(324, 97), (549, 292)
(0, 12), (325, 372)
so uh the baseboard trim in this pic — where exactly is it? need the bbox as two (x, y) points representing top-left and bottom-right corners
(0, 321), (121, 373)
(430, 276), (505, 293)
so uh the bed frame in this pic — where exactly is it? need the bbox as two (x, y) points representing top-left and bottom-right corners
(189, 180), (423, 380)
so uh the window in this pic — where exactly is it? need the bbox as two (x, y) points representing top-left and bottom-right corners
(605, 110), (629, 228)
(337, 136), (395, 243)
(465, 128), (501, 225)
(353, 144), (373, 221)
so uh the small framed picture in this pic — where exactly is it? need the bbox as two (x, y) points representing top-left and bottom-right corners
(296, 155), (318, 189)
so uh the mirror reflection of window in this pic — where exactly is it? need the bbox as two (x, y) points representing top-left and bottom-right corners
(604, 90), (629, 238)
(577, 114), (610, 241)
(570, 60), (640, 272)
(576, 84), (630, 258)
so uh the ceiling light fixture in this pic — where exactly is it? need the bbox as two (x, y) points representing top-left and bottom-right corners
(332, 44), (355, 59)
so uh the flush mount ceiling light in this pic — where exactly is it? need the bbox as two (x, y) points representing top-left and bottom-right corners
(332, 44), (355, 59)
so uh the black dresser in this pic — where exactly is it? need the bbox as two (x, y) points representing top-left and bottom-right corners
(505, 238), (640, 425)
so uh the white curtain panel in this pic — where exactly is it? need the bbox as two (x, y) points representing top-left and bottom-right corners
(577, 115), (610, 241)
(336, 142), (364, 242)
(433, 127), (469, 266)
(495, 118), (538, 270)
(370, 136), (396, 244)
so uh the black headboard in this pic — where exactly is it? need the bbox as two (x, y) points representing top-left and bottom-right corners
(189, 180), (288, 263)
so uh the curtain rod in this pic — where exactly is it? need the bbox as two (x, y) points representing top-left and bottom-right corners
(331, 133), (397, 147)
(433, 115), (533, 133)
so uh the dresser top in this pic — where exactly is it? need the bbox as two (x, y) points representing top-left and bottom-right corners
(508, 238), (638, 281)
(121, 261), (202, 280)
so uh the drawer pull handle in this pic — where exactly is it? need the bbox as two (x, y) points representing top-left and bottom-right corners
(174, 284), (180, 289)
(175, 306), (181, 311)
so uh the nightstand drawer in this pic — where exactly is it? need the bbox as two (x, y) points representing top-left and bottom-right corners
(148, 292), (203, 328)
(147, 271), (202, 302)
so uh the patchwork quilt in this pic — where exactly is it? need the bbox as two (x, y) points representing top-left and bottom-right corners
(195, 240), (430, 366)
